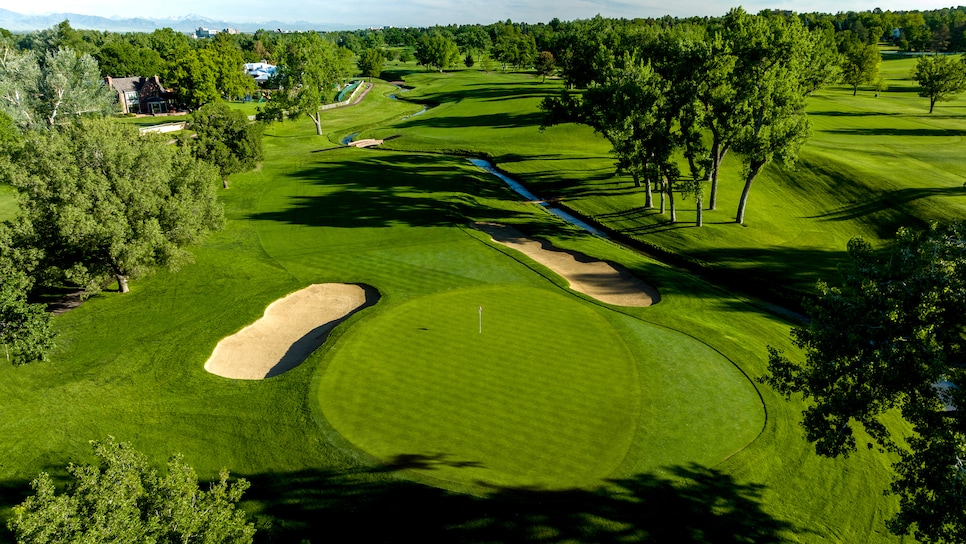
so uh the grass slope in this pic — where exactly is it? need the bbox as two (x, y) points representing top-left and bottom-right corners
(0, 65), (906, 543)
(375, 58), (966, 298)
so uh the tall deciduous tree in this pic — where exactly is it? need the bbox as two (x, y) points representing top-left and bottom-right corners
(763, 222), (966, 544)
(546, 55), (677, 219)
(549, 16), (616, 89)
(167, 48), (219, 109)
(205, 35), (257, 101)
(726, 8), (812, 225)
(94, 40), (163, 79)
(186, 102), (263, 189)
(168, 42), (254, 109)
(9, 437), (255, 543)
(841, 41), (881, 96)
(492, 30), (537, 71)
(0, 46), (114, 130)
(258, 32), (352, 136)
(455, 26), (491, 62)
(357, 47), (385, 81)
(913, 54), (966, 113)
(11, 118), (224, 294)
(414, 33), (460, 73)
(0, 270), (53, 364)
(535, 51), (555, 82)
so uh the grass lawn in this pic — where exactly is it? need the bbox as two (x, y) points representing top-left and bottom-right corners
(320, 283), (762, 490)
(0, 185), (17, 222)
(375, 58), (966, 299)
(113, 113), (189, 128)
(0, 66), (909, 542)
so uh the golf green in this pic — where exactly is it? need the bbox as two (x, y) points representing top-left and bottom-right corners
(317, 284), (763, 490)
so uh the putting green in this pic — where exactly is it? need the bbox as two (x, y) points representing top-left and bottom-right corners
(317, 284), (762, 489)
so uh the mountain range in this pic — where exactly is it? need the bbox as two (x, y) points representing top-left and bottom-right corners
(0, 8), (359, 33)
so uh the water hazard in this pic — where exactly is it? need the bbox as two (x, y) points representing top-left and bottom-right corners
(389, 88), (430, 120)
(340, 132), (360, 146)
(468, 159), (609, 238)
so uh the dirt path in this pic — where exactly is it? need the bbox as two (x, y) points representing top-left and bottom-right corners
(204, 283), (375, 380)
(475, 223), (660, 307)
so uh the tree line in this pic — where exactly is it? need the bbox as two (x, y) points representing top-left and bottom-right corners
(0, 29), (264, 366)
(540, 8), (833, 226)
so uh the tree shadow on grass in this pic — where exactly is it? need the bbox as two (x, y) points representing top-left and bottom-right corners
(822, 127), (966, 137)
(398, 111), (545, 130)
(807, 186), (966, 223)
(415, 82), (554, 105)
(244, 463), (805, 543)
(809, 110), (899, 117)
(247, 154), (528, 229)
(682, 245), (849, 302)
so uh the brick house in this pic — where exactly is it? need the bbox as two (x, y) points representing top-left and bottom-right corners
(104, 76), (175, 115)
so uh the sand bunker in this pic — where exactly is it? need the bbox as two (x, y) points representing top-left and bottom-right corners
(475, 223), (660, 307)
(205, 283), (375, 380)
(347, 138), (384, 148)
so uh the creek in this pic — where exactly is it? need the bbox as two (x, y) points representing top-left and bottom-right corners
(467, 158), (806, 322)
(468, 159), (609, 238)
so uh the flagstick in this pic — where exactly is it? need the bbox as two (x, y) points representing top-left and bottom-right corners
(478, 305), (483, 334)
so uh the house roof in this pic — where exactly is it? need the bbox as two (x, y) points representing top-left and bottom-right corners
(105, 76), (168, 94)
(107, 77), (141, 94)
(244, 63), (276, 81)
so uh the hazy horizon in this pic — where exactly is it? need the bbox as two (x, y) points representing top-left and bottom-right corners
(7, 1), (961, 28)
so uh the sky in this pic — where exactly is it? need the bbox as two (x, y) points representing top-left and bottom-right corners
(5, 0), (961, 27)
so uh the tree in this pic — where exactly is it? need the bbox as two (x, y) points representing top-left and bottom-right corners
(357, 47), (384, 81)
(0, 46), (114, 130)
(480, 54), (493, 73)
(8, 437), (255, 543)
(548, 16), (616, 89)
(186, 102), (263, 189)
(492, 31), (537, 71)
(204, 36), (256, 101)
(0, 270), (54, 364)
(94, 40), (163, 78)
(167, 49), (219, 109)
(913, 54), (966, 113)
(258, 32), (352, 136)
(10, 118), (224, 294)
(763, 222), (966, 543)
(725, 9), (813, 225)
(841, 41), (881, 96)
(168, 42), (254, 109)
(455, 26), (491, 62)
(413, 33), (460, 72)
(544, 55), (677, 219)
(148, 27), (192, 73)
(19, 21), (95, 57)
(535, 50), (555, 82)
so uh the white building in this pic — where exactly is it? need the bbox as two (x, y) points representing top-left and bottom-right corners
(243, 62), (277, 84)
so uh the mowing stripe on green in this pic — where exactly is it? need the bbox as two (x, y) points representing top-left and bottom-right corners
(319, 284), (640, 489)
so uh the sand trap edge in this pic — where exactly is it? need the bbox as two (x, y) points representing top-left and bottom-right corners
(205, 283), (379, 380)
(474, 223), (660, 307)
